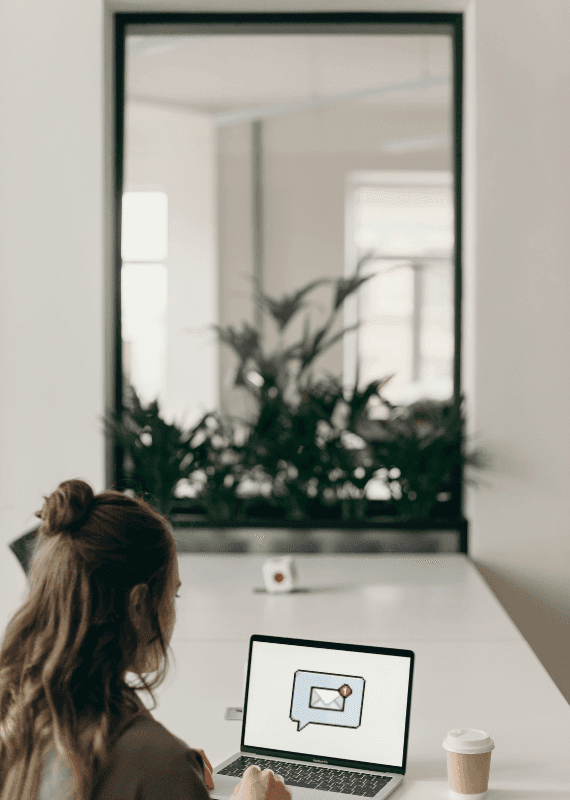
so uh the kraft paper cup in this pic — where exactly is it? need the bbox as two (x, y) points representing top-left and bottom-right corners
(443, 729), (495, 799)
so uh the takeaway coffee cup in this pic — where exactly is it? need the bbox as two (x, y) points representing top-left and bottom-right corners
(442, 729), (495, 799)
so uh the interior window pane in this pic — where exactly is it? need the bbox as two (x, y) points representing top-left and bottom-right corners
(121, 191), (168, 262)
(363, 262), (414, 318)
(121, 263), (167, 404)
(355, 185), (453, 257)
(347, 174), (454, 405)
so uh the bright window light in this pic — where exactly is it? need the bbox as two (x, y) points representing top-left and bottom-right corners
(355, 186), (453, 258)
(345, 173), (454, 405)
(121, 191), (168, 262)
(121, 263), (167, 403)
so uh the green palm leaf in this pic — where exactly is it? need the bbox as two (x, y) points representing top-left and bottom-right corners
(299, 322), (360, 372)
(257, 278), (331, 332)
(333, 272), (375, 310)
(214, 322), (260, 362)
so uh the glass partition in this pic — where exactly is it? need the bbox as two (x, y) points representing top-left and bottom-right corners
(112, 14), (464, 542)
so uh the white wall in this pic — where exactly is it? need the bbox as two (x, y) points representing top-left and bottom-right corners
(0, 0), (568, 701)
(0, 0), (105, 625)
(469, 0), (570, 701)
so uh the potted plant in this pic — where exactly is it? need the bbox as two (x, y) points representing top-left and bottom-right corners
(108, 261), (482, 542)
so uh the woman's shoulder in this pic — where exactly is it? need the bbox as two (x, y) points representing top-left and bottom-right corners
(114, 706), (194, 762)
(94, 700), (209, 798)
(40, 696), (208, 800)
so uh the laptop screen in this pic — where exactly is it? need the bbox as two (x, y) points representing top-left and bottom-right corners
(242, 636), (414, 774)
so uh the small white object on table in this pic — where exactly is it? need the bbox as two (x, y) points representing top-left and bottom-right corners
(262, 556), (298, 593)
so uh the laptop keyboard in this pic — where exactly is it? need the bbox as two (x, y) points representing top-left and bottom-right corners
(217, 756), (391, 796)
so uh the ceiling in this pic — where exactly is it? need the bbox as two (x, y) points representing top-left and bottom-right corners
(125, 34), (452, 117)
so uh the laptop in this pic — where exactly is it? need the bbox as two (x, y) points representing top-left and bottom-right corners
(212, 635), (414, 800)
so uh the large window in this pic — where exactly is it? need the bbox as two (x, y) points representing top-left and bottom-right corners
(112, 12), (463, 537)
(344, 171), (454, 406)
(121, 191), (168, 404)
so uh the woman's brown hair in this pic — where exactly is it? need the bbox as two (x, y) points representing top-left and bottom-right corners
(0, 479), (178, 800)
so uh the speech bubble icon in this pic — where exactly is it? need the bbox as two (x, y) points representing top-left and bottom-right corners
(289, 670), (365, 731)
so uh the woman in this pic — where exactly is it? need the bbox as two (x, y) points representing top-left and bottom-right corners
(0, 479), (291, 800)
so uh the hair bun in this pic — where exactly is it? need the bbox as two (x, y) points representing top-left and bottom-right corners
(37, 479), (95, 535)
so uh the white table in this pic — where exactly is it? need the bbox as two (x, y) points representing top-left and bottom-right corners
(143, 555), (570, 799)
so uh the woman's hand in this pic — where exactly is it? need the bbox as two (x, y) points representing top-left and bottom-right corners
(196, 748), (215, 790)
(231, 765), (292, 800)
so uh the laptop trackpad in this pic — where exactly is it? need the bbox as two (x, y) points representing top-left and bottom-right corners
(211, 775), (329, 800)
(211, 774), (241, 799)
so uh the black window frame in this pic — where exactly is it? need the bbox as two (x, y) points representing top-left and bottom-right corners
(111, 11), (464, 549)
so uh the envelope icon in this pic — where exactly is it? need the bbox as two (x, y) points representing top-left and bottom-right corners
(309, 687), (345, 711)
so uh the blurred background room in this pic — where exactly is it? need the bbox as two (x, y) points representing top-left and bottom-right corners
(0, 0), (569, 714)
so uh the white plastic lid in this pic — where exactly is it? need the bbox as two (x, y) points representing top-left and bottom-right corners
(443, 728), (495, 755)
